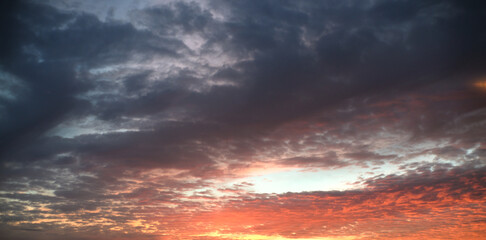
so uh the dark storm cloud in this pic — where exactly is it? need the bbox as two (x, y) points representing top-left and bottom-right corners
(1, 1), (486, 238)
(0, 1), (185, 163)
(3, 0), (485, 164)
(166, 0), (486, 135)
(132, 1), (214, 35)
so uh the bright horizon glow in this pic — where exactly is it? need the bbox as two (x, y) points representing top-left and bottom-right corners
(239, 167), (364, 193)
(193, 232), (358, 240)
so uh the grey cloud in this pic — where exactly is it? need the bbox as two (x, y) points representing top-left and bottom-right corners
(0, 0), (191, 162)
(344, 151), (397, 161)
(132, 1), (214, 35)
(1, 1), (486, 238)
(280, 152), (347, 168)
(4, 0), (485, 166)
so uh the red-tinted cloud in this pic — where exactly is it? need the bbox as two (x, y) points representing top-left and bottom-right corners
(187, 165), (486, 239)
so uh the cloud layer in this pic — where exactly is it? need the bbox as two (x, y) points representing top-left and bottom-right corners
(1, 0), (485, 239)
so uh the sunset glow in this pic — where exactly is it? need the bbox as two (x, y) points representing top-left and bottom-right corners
(474, 79), (486, 91)
(1, 0), (485, 240)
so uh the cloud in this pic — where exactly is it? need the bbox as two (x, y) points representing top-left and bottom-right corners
(190, 164), (486, 239)
(279, 152), (348, 168)
(1, 0), (486, 239)
(3, 0), (486, 166)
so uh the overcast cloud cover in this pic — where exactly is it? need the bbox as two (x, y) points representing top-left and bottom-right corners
(1, 0), (485, 239)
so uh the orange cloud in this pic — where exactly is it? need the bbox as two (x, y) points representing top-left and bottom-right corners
(186, 166), (486, 240)
(2, 165), (484, 240)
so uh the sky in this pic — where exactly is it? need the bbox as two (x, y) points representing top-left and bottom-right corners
(0, 0), (485, 239)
